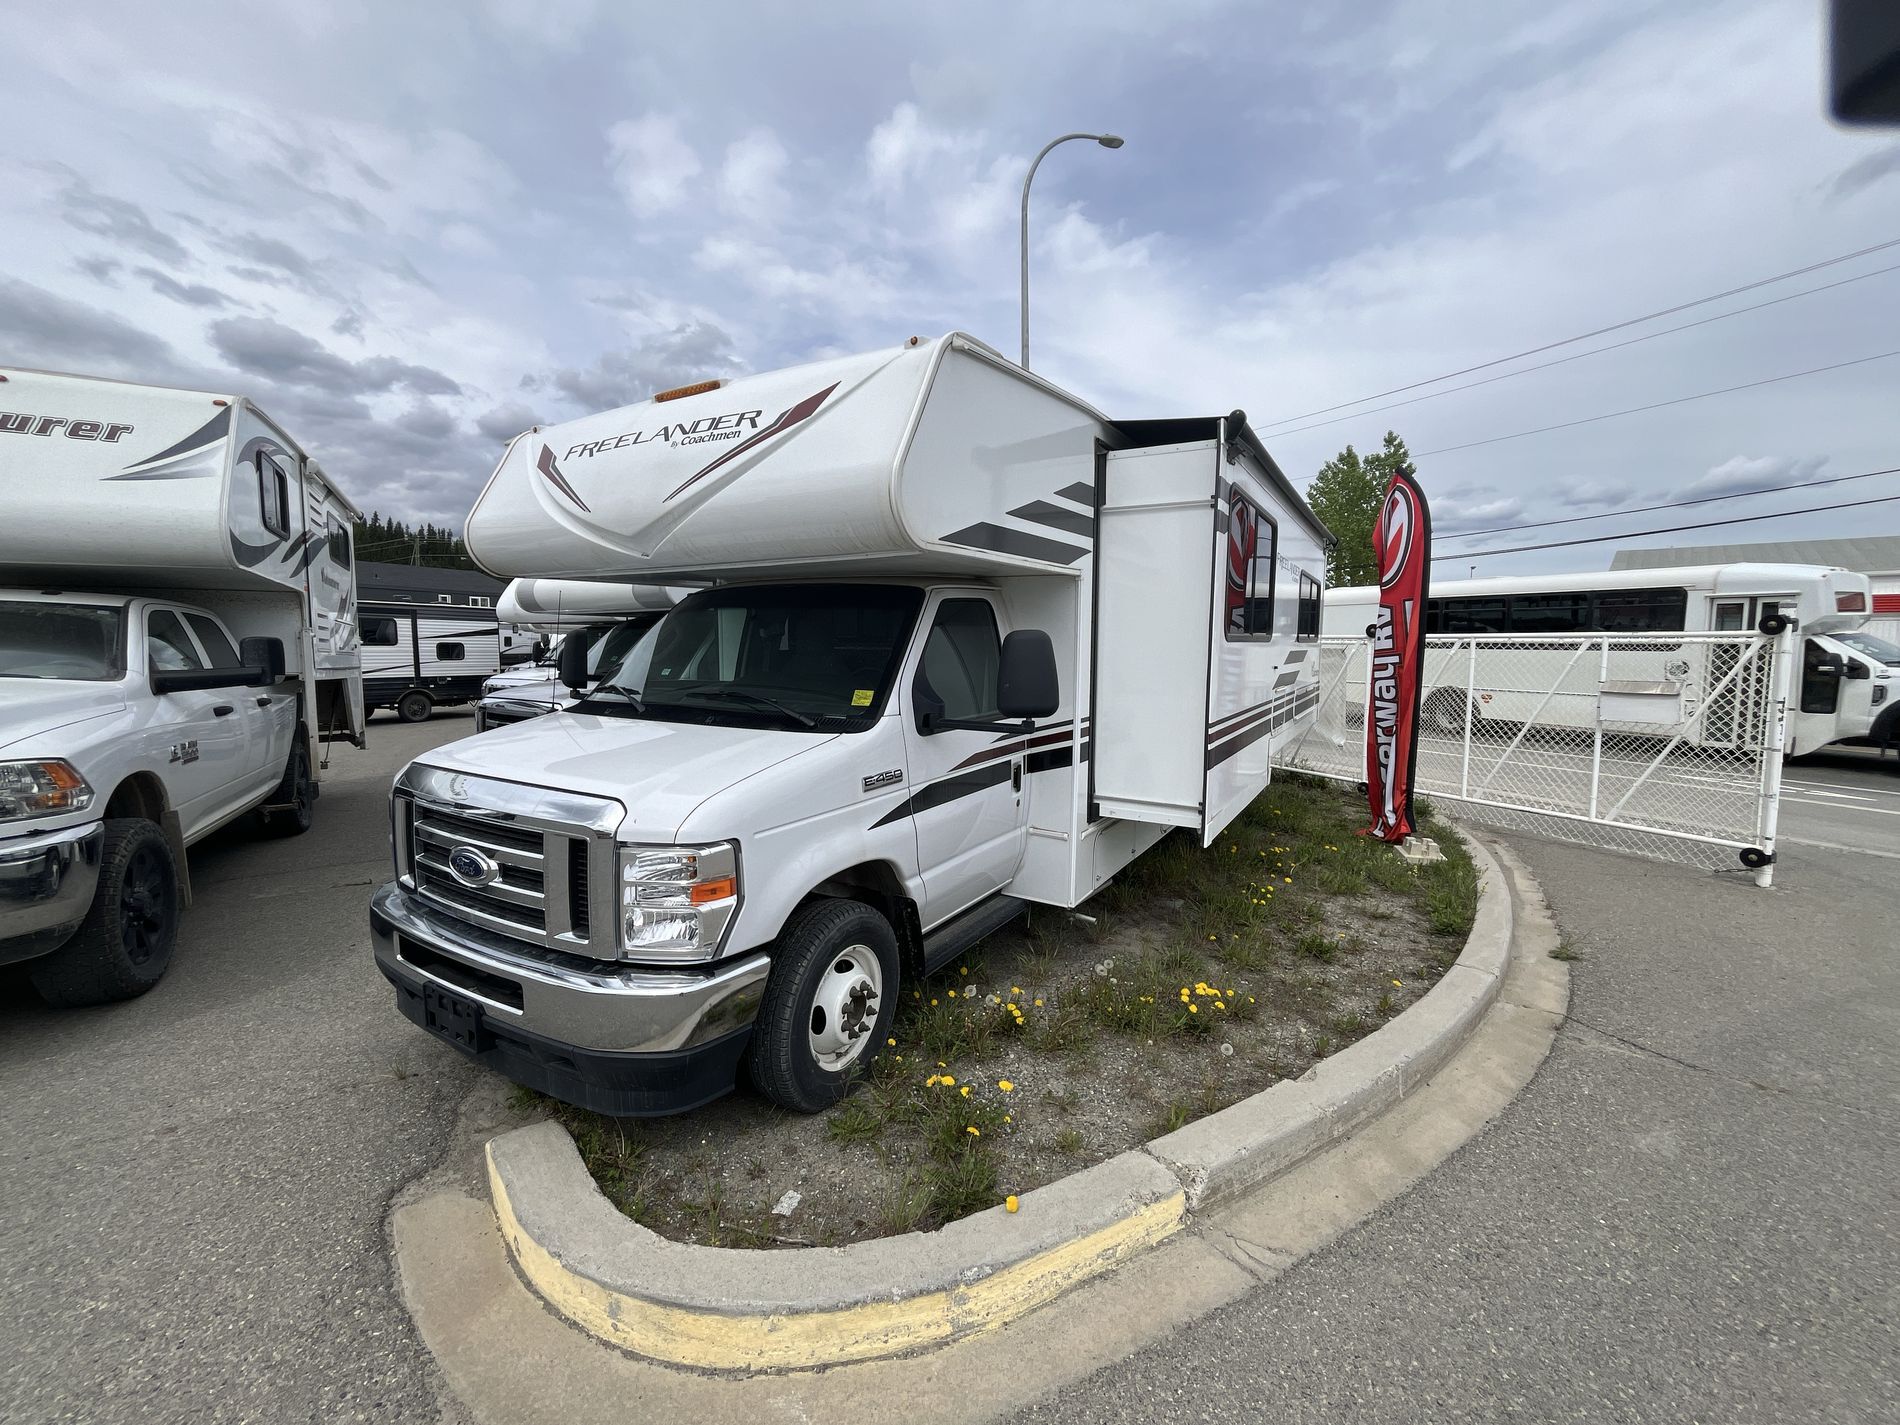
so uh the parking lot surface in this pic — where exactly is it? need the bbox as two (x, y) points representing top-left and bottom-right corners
(0, 715), (477, 1425)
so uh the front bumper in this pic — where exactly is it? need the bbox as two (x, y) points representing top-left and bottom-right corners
(371, 881), (771, 1115)
(0, 820), (104, 965)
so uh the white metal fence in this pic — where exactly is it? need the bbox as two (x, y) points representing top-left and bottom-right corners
(1283, 629), (1794, 884)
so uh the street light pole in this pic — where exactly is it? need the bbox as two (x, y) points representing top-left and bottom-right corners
(1020, 131), (1123, 370)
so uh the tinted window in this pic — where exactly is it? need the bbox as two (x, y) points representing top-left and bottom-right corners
(148, 609), (205, 672)
(918, 599), (1002, 722)
(1437, 597), (1508, 634)
(361, 617), (399, 647)
(0, 602), (124, 680)
(259, 454), (291, 538)
(1509, 594), (1588, 633)
(329, 523), (353, 568)
(1590, 588), (1687, 632)
(1296, 572), (1322, 642)
(1223, 494), (1278, 640)
(184, 614), (241, 668)
(435, 642), (465, 661)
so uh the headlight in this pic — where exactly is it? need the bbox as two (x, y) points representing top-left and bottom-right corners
(617, 841), (739, 962)
(0, 760), (95, 823)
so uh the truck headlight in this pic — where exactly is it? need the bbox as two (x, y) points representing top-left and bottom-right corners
(0, 760), (94, 823)
(617, 841), (739, 961)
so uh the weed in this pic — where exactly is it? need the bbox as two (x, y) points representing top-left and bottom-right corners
(1054, 1127), (1085, 1155)
(1294, 930), (1337, 962)
(1550, 941), (1583, 962)
(1376, 992), (1395, 1016)
(1311, 1032), (1334, 1057)
(1149, 1100), (1192, 1137)
(827, 1099), (883, 1145)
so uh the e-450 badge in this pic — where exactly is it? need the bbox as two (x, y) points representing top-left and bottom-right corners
(862, 768), (903, 793)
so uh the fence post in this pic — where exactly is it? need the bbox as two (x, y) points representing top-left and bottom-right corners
(1755, 625), (1795, 889)
(1588, 635), (1608, 821)
(1461, 637), (1476, 799)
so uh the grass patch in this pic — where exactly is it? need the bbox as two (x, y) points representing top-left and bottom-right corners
(1550, 941), (1583, 962)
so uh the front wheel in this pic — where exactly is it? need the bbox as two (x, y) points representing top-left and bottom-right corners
(747, 900), (900, 1113)
(396, 690), (433, 724)
(28, 819), (180, 1007)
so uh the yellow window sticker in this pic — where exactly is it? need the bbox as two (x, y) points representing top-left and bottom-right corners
(851, 689), (874, 707)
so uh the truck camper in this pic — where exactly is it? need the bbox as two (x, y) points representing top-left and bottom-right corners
(476, 578), (685, 730)
(372, 334), (1330, 1115)
(1, 366), (364, 1003)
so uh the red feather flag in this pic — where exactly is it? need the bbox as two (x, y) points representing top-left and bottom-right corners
(1364, 464), (1431, 842)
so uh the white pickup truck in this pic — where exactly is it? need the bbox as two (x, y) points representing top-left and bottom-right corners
(0, 368), (364, 1003)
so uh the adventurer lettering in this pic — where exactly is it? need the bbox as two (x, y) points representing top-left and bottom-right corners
(0, 413), (133, 441)
(565, 408), (762, 460)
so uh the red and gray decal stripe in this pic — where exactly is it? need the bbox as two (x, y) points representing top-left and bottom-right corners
(665, 381), (839, 502)
(870, 720), (1088, 827)
(537, 446), (592, 512)
(1205, 686), (1319, 770)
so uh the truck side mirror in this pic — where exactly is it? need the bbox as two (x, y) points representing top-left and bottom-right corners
(239, 636), (286, 687)
(997, 630), (1060, 719)
(1846, 659), (1872, 680)
(557, 634), (592, 691)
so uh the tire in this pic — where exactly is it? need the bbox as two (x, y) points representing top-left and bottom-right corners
(1421, 688), (1473, 737)
(27, 819), (180, 1007)
(747, 899), (901, 1113)
(396, 690), (433, 724)
(259, 737), (316, 838)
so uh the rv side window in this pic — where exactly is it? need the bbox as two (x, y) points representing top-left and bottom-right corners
(147, 609), (206, 673)
(184, 613), (242, 668)
(1589, 588), (1688, 632)
(329, 522), (353, 569)
(361, 617), (399, 647)
(1223, 494), (1277, 640)
(436, 642), (466, 662)
(1437, 597), (1507, 634)
(1296, 572), (1322, 642)
(258, 454), (291, 538)
(468, 596), (490, 608)
(918, 599), (1002, 724)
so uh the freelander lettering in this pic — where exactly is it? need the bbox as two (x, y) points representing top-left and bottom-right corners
(564, 407), (762, 460)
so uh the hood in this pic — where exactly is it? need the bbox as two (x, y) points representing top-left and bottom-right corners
(415, 711), (840, 841)
(484, 667), (559, 694)
(0, 679), (128, 753)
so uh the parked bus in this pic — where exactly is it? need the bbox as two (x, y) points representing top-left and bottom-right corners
(1324, 564), (1893, 758)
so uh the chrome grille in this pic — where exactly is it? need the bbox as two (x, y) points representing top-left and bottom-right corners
(411, 806), (548, 936)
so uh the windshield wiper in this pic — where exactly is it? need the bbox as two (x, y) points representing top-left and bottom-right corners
(683, 688), (818, 727)
(585, 683), (647, 712)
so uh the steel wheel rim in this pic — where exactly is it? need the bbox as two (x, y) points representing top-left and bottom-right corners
(808, 943), (882, 1072)
(120, 846), (170, 966)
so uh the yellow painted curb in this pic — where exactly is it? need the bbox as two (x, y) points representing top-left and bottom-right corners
(488, 1144), (1185, 1371)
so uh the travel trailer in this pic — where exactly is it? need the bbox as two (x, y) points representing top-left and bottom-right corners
(476, 579), (683, 730)
(1324, 564), (1890, 757)
(358, 598), (503, 723)
(371, 334), (1330, 1116)
(0, 366), (364, 1003)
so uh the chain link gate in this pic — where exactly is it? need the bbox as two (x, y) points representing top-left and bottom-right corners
(1283, 628), (1795, 885)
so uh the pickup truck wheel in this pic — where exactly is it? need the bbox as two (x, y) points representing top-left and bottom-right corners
(748, 900), (900, 1113)
(396, 691), (433, 724)
(259, 739), (315, 838)
(27, 819), (180, 1007)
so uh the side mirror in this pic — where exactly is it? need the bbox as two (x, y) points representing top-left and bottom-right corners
(997, 629), (1060, 719)
(557, 634), (591, 691)
(1845, 659), (1872, 680)
(239, 636), (286, 688)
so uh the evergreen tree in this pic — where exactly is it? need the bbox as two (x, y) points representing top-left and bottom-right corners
(1308, 431), (1416, 587)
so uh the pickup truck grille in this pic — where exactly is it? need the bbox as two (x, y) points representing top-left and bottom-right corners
(395, 772), (621, 959)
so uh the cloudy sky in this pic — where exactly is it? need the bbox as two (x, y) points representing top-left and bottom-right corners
(3, 0), (1896, 573)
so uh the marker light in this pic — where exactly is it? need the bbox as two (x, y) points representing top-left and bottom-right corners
(652, 379), (727, 403)
(1837, 592), (1868, 612)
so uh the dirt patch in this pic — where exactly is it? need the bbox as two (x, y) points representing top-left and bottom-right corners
(524, 775), (1478, 1248)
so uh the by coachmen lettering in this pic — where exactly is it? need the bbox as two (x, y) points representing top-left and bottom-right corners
(564, 408), (763, 460)
(0, 413), (134, 441)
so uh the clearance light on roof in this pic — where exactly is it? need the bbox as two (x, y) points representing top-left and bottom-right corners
(1837, 592), (1868, 612)
(652, 379), (727, 403)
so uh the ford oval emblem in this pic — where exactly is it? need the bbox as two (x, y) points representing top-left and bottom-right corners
(447, 846), (499, 887)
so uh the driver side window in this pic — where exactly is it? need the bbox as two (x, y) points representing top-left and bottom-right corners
(147, 609), (205, 673)
(918, 599), (1001, 725)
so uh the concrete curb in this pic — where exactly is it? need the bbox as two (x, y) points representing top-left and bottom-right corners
(485, 829), (1516, 1370)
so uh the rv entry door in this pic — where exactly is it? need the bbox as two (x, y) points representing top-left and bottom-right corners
(901, 594), (1028, 926)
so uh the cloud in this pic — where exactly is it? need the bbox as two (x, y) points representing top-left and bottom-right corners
(477, 402), (539, 443)
(1432, 490), (1526, 533)
(719, 129), (789, 221)
(0, 277), (177, 372)
(74, 255), (122, 285)
(218, 231), (334, 296)
(537, 322), (742, 412)
(54, 176), (189, 265)
(606, 114), (702, 214)
(134, 267), (229, 308)
(1682, 454), (1826, 499)
(1828, 145), (1900, 200)
(866, 103), (972, 194)
(208, 316), (462, 397)
(1555, 483), (1637, 510)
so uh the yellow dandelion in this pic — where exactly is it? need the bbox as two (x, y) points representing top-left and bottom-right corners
(967, 1125), (981, 1136)
(947, 988), (957, 998)
(960, 1085), (972, 1098)
(941, 1074), (955, 1086)
(926, 1074), (941, 1086)
(887, 1037), (898, 1047)
(998, 1079), (1015, 1092)
(1034, 998), (1044, 1007)
(1005, 1194), (1020, 1213)
(1392, 979), (1403, 987)
(959, 966), (969, 976)
(1215, 1001), (1226, 1011)
(1011, 986), (1022, 996)
(1188, 1004), (1199, 1014)
(930, 998), (938, 1006)
(1003, 1114), (1012, 1123)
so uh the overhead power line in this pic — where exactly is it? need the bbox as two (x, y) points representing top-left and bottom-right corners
(1265, 262), (1900, 441)
(1414, 350), (1900, 458)
(1438, 465), (1900, 541)
(1258, 234), (1900, 431)
(1434, 492), (1900, 561)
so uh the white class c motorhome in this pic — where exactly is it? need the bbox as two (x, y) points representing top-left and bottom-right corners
(1, 367), (365, 1003)
(1323, 564), (1891, 756)
(371, 334), (1330, 1116)
(475, 578), (686, 731)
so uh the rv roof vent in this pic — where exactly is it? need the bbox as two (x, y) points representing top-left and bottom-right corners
(652, 379), (726, 403)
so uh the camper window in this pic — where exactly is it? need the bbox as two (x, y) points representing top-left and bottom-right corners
(1223, 493), (1278, 640)
(258, 454), (291, 538)
(361, 617), (399, 647)
(918, 599), (1003, 725)
(147, 609), (206, 673)
(436, 643), (466, 662)
(1296, 572), (1322, 642)
(184, 614), (242, 669)
(329, 522), (353, 568)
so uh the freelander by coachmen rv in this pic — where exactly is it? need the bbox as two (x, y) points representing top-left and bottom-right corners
(371, 333), (1331, 1116)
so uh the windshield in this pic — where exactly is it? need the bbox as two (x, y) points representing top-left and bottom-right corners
(0, 601), (125, 681)
(583, 584), (924, 732)
(1834, 630), (1900, 666)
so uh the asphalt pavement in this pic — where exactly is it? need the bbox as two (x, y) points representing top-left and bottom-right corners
(1009, 832), (1898, 1425)
(0, 713), (479, 1425)
(1779, 746), (1900, 858)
